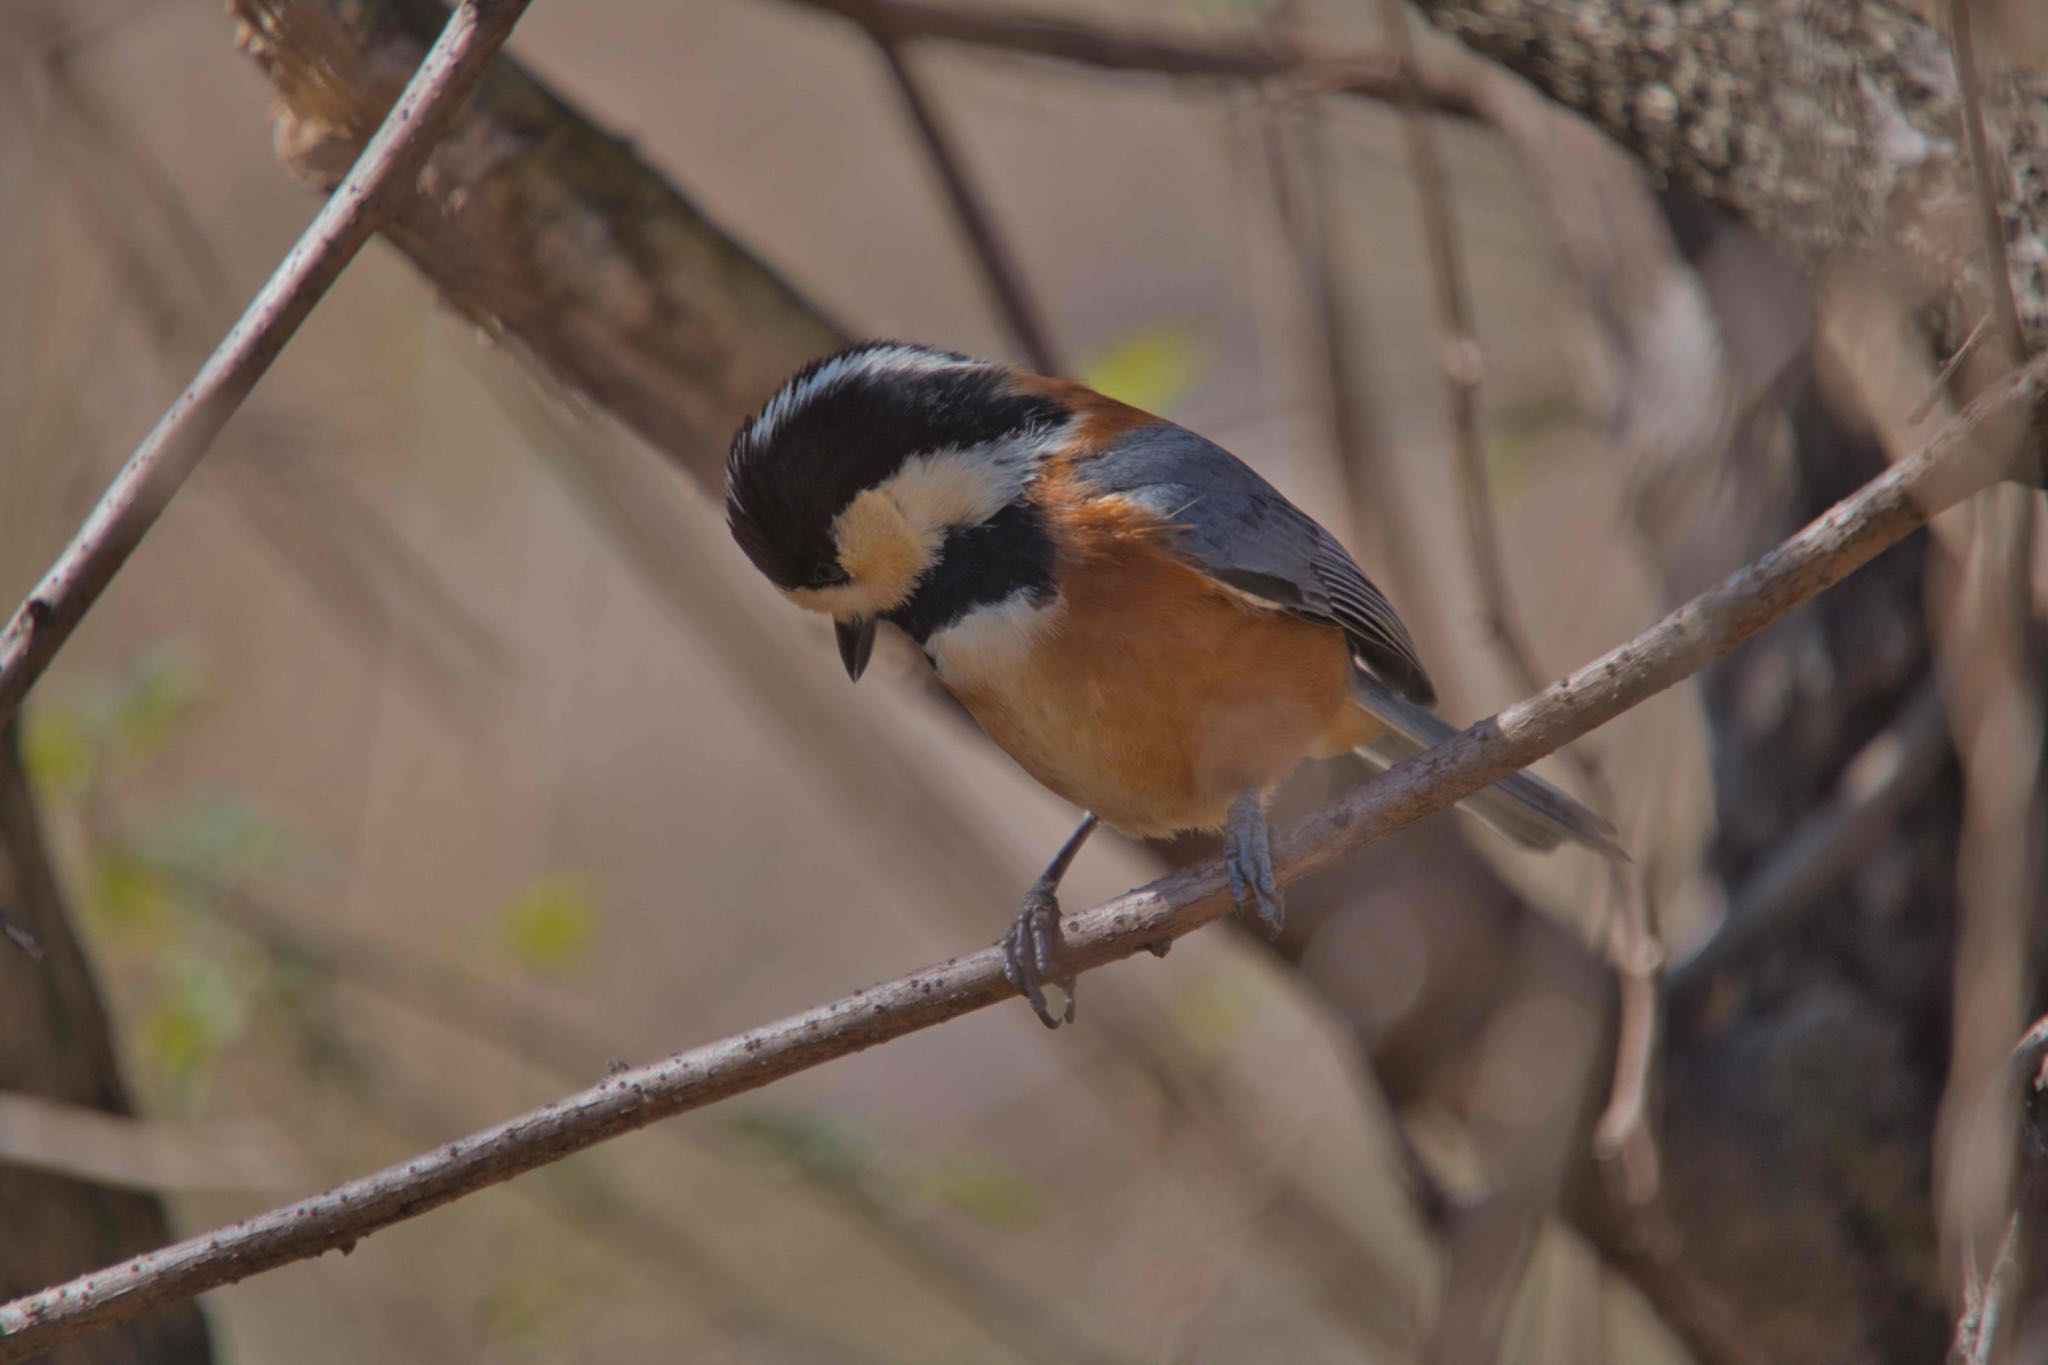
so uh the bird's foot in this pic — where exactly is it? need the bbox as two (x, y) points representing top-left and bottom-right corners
(1001, 883), (1074, 1029)
(1226, 791), (1284, 938)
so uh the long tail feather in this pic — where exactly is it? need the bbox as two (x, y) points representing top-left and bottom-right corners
(1351, 678), (1627, 860)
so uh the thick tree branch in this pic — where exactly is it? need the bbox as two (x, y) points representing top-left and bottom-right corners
(2, 352), (2038, 1359)
(1415, 0), (2048, 471)
(0, 0), (533, 732)
(211, 0), (1473, 504)
(29, 4), (2022, 1357)
(786, 0), (1482, 118)
(223, 0), (847, 491)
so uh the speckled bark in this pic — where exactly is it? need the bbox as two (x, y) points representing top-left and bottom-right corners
(226, 0), (848, 490)
(1416, 0), (2048, 363)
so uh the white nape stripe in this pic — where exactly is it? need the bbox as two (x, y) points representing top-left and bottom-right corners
(880, 420), (1069, 539)
(745, 345), (973, 454)
(782, 419), (1073, 622)
(926, 589), (1066, 687)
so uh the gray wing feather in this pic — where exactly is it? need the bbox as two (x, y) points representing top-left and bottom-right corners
(1077, 422), (1436, 705)
(1352, 677), (1627, 859)
(1078, 423), (1623, 862)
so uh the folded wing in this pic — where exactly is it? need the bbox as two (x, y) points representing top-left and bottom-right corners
(1073, 421), (1436, 706)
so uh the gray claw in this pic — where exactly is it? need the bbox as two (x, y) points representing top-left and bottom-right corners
(1002, 888), (1073, 1028)
(1226, 791), (1285, 938)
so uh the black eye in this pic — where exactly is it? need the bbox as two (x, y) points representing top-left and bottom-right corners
(810, 564), (850, 588)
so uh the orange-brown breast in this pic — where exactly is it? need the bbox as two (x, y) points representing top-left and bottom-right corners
(938, 484), (1380, 838)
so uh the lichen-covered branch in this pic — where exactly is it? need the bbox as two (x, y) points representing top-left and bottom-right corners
(1419, 0), (2048, 376)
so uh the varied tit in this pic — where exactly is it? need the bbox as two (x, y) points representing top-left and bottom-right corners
(726, 341), (1622, 1028)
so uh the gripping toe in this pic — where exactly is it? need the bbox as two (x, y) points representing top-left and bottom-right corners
(1002, 889), (1074, 1028)
(1225, 790), (1285, 938)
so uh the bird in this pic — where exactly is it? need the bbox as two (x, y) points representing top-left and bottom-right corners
(725, 341), (1622, 1028)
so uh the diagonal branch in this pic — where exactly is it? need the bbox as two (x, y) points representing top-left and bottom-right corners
(1665, 680), (1953, 1001)
(869, 32), (1061, 372)
(787, 0), (1481, 118)
(2, 350), (2039, 1359)
(0, 0), (534, 733)
(1365, 6), (1649, 1360)
(191, 12), (1427, 1342)
(1408, 0), (2048, 482)
(1371, 0), (1664, 1222)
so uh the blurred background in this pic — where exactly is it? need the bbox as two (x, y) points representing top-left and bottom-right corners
(1, 0), (2045, 1361)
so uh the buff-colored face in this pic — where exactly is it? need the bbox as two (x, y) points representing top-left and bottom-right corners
(783, 442), (1051, 621)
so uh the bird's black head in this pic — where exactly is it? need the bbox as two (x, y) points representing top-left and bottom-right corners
(725, 341), (1069, 630)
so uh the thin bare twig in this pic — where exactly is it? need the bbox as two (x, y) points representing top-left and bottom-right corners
(0, 914), (38, 960)
(2, 351), (2037, 1358)
(186, 866), (1133, 1365)
(1938, 6), (2044, 1340)
(1665, 682), (1952, 1002)
(1257, 90), (1427, 593)
(1374, 3), (1659, 1349)
(1911, 313), (1993, 426)
(1948, 0), (2026, 369)
(1955, 1213), (2022, 1364)
(1935, 488), (2044, 1333)
(488, 377), (1423, 1354)
(1952, 1016), (2048, 1364)
(1372, 0), (1663, 1216)
(306, 993), (880, 1364)
(787, 0), (1481, 119)
(870, 32), (1060, 373)
(0, 0), (533, 731)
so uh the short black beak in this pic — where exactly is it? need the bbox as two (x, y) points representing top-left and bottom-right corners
(836, 618), (876, 682)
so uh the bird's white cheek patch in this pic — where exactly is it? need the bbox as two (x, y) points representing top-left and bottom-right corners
(884, 452), (1016, 535)
(927, 590), (1067, 687)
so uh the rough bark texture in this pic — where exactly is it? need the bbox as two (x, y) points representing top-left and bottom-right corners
(1488, 65), (2041, 1356)
(1412, 0), (2048, 363)
(227, 0), (847, 489)
(0, 726), (215, 1365)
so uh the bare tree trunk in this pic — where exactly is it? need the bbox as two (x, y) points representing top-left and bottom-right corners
(0, 725), (215, 1365)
